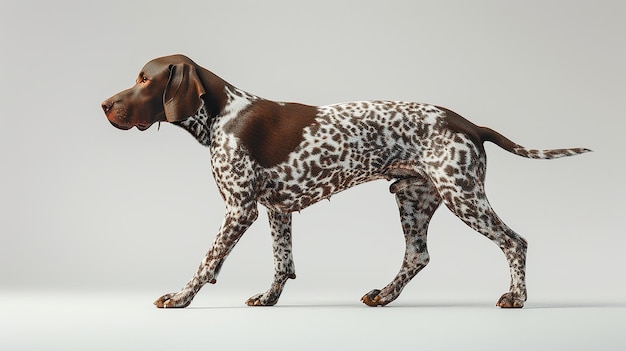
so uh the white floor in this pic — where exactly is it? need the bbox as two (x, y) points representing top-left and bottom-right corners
(2, 290), (624, 351)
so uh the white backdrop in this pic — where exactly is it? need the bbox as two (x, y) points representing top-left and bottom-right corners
(1, 0), (624, 349)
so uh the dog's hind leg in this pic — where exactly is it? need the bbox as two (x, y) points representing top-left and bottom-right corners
(362, 176), (441, 306)
(246, 210), (296, 306)
(441, 185), (528, 307)
(430, 154), (528, 308)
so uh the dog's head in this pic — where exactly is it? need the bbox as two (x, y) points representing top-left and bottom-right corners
(101, 55), (207, 131)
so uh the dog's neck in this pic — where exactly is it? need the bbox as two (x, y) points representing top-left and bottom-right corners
(173, 86), (263, 147)
(173, 102), (213, 147)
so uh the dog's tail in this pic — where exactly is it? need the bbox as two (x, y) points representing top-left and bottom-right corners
(439, 106), (592, 159)
(479, 127), (592, 159)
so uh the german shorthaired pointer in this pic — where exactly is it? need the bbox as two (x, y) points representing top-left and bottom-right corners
(102, 55), (590, 309)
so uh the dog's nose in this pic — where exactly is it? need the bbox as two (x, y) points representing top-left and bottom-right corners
(101, 100), (113, 113)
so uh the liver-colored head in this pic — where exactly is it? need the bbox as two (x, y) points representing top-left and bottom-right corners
(101, 55), (207, 131)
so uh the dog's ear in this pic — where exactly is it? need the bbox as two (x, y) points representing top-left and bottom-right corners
(163, 63), (206, 122)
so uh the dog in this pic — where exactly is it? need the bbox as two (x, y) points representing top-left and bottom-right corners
(102, 54), (590, 308)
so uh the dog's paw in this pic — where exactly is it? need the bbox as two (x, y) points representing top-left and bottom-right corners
(153, 292), (192, 308)
(496, 292), (525, 308)
(245, 292), (279, 307)
(361, 289), (384, 307)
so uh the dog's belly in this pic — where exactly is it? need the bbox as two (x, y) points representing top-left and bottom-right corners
(257, 166), (388, 213)
(256, 152), (426, 213)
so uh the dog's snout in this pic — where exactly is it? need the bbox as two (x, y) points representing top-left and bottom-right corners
(101, 100), (113, 114)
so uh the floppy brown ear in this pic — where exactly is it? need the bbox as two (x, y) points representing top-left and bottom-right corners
(163, 63), (206, 122)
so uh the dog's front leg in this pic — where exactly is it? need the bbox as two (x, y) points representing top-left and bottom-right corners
(246, 210), (296, 306)
(154, 203), (259, 308)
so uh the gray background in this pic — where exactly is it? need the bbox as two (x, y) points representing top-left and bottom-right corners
(1, 0), (624, 349)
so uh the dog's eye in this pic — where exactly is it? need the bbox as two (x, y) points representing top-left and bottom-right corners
(138, 75), (149, 84)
